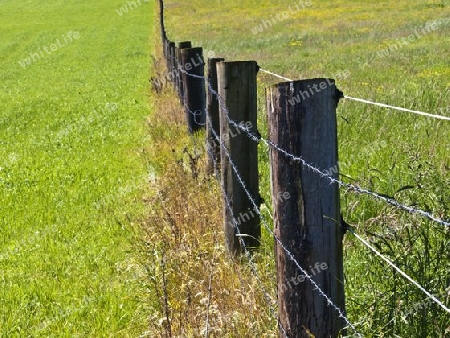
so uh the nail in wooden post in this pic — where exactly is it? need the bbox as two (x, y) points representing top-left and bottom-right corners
(217, 61), (260, 255)
(206, 57), (225, 176)
(267, 78), (346, 337)
(180, 47), (206, 133)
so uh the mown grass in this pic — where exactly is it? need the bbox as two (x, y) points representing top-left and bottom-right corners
(0, 0), (154, 335)
(147, 0), (450, 336)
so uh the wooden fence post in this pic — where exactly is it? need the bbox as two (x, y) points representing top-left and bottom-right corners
(180, 47), (206, 133)
(170, 42), (177, 87)
(168, 41), (175, 73)
(206, 57), (225, 176)
(266, 79), (345, 337)
(177, 41), (192, 101)
(164, 39), (170, 64)
(162, 37), (167, 59)
(217, 61), (260, 255)
(159, 0), (165, 42)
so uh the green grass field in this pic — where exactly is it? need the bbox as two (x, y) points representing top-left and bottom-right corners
(148, 0), (450, 336)
(1, 0), (154, 335)
(1, 0), (449, 336)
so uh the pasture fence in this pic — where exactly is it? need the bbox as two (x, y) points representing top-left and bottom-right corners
(156, 0), (450, 336)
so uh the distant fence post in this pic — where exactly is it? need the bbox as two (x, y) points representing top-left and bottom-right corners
(169, 42), (177, 88)
(217, 61), (260, 255)
(164, 39), (170, 64)
(159, 0), (165, 42)
(180, 47), (206, 133)
(206, 57), (225, 176)
(266, 79), (345, 337)
(163, 37), (167, 59)
(168, 41), (175, 73)
(177, 41), (192, 102)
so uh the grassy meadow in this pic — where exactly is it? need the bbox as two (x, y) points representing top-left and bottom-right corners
(1, 0), (154, 335)
(146, 0), (450, 337)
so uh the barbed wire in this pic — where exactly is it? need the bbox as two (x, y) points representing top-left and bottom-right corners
(179, 68), (450, 229)
(160, 3), (448, 333)
(179, 67), (450, 320)
(173, 46), (447, 335)
(208, 124), (362, 336)
(258, 67), (450, 121)
(263, 138), (450, 228)
(220, 169), (288, 338)
(202, 118), (288, 337)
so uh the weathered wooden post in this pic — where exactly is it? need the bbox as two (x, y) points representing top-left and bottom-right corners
(170, 42), (177, 86)
(217, 61), (260, 255)
(177, 41), (192, 101)
(159, 0), (165, 42)
(180, 47), (206, 133)
(164, 39), (170, 65)
(162, 37), (167, 58)
(206, 57), (225, 176)
(168, 41), (175, 73)
(174, 46), (180, 92)
(267, 79), (345, 337)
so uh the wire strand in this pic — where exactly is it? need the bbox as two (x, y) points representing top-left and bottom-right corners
(258, 67), (450, 121)
(259, 68), (293, 82)
(344, 95), (450, 121)
(204, 120), (289, 337)
(348, 228), (450, 314)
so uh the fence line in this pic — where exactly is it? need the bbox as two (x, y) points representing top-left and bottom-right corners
(181, 64), (450, 312)
(180, 66), (450, 312)
(259, 68), (450, 121)
(208, 125), (361, 336)
(181, 67), (449, 317)
(180, 68), (450, 229)
(158, 0), (449, 334)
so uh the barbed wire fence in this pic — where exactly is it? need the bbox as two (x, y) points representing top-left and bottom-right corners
(179, 65), (450, 318)
(155, 0), (450, 336)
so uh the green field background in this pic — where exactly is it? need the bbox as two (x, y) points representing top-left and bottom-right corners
(1, 0), (154, 335)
